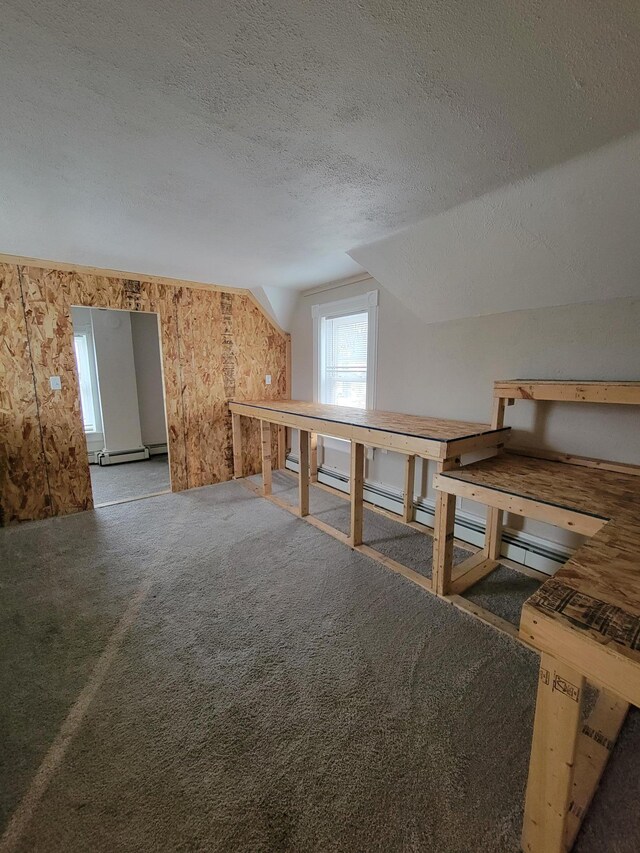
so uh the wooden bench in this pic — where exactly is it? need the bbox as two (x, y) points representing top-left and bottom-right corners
(229, 399), (509, 596)
(433, 379), (640, 852)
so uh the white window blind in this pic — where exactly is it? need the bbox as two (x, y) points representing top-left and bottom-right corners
(313, 290), (378, 418)
(74, 333), (98, 432)
(320, 311), (368, 408)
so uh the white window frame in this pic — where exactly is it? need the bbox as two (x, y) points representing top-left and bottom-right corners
(312, 290), (378, 455)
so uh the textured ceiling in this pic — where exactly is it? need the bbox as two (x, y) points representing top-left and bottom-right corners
(2, 0), (640, 290)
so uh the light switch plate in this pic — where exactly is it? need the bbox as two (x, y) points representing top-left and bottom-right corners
(265, 374), (272, 385)
(49, 376), (62, 390)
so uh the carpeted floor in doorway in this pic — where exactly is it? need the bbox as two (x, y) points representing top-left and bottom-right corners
(2, 479), (640, 852)
(89, 454), (170, 505)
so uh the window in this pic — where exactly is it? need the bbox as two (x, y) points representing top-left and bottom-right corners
(313, 291), (378, 410)
(73, 332), (100, 433)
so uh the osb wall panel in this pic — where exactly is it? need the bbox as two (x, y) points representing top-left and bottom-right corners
(233, 293), (288, 475)
(1, 264), (288, 524)
(0, 266), (50, 524)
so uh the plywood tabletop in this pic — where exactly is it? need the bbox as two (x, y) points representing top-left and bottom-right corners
(231, 400), (507, 442)
(436, 450), (640, 690)
(437, 453), (639, 520)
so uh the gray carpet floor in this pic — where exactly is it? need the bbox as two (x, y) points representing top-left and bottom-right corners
(89, 455), (170, 505)
(1, 479), (640, 852)
(253, 471), (540, 626)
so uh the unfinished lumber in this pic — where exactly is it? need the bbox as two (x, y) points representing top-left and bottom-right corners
(522, 654), (585, 853)
(260, 421), (272, 496)
(349, 441), (365, 547)
(494, 380), (640, 406)
(310, 432), (319, 482)
(449, 552), (499, 595)
(298, 429), (310, 518)
(403, 455), (416, 523)
(232, 413), (243, 479)
(276, 424), (286, 470)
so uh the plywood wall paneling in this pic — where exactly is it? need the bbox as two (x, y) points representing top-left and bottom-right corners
(19, 267), (93, 516)
(200, 290), (232, 486)
(232, 294), (288, 475)
(154, 285), (189, 492)
(1, 264), (287, 524)
(0, 265), (50, 523)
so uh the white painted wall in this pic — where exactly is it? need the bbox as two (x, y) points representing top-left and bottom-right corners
(291, 281), (640, 553)
(349, 132), (640, 324)
(130, 312), (168, 447)
(91, 309), (145, 455)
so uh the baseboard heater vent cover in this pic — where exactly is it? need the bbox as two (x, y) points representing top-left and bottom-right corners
(97, 447), (150, 466)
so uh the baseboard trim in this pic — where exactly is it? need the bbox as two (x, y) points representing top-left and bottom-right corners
(285, 456), (570, 575)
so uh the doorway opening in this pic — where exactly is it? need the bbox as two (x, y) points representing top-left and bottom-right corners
(71, 306), (171, 507)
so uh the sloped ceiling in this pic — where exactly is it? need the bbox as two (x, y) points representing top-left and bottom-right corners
(1, 0), (640, 291)
(350, 131), (640, 324)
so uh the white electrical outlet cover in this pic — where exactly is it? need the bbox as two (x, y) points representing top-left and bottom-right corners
(265, 374), (272, 385)
(49, 376), (62, 390)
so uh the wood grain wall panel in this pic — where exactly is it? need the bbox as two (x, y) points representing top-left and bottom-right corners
(0, 265), (50, 523)
(198, 290), (232, 486)
(154, 286), (189, 492)
(1, 262), (288, 524)
(19, 267), (93, 516)
(232, 294), (289, 474)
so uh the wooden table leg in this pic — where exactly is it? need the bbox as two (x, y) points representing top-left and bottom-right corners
(485, 396), (506, 559)
(277, 424), (286, 469)
(403, 455), (416, 523)
(310, 432), (319, 483)
(298, 429), (310, 517)
(260, 421), (272, 496)
(350, 441), (365, 547)
(231, 413), (243, 479)
(432, 459), (457, 595)
(522, 653), (585, 853)
(485, 506), (503, 560)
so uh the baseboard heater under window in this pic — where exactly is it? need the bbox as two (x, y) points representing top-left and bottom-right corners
(285, 454), (572, 576)
(97, 447), (150, 466)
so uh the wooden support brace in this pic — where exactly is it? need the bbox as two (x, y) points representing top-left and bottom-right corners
(484, 395), (506, 560)
(277, 424), (286, 470)
(449, 552), (499, 595)
(403, 455), (416, 523)
(564, 689), (628, 849)
(350, 441), (365, 547)
(485, 506), (503, 561)
(260, 421), (272, 496)
(231, 413), (243, 479)
(310, 432), (319, 483)
(298, 429), (310, 517)
(522, 654), (585, 853)
(432, 458), (458, 596)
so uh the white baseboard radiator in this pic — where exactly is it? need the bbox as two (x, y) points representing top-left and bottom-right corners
(97, 447), (150, 466)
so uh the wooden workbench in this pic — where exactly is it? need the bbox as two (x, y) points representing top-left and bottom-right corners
(433, 379), (640, 853)
(229, 400), (509, 595)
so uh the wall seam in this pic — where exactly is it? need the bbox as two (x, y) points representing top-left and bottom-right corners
(16, 265), (53, 515)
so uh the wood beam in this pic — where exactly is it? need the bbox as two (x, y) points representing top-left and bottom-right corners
(310, 432), (319, 482)
(522, 654), (585, 853)
(231, 413), (243, 479)
(403, 455), (416, 523)
(350, 441), (365, 547)
(260, 421), (272, 496)
(298, 429), (310, 517)
(449, 552), (500, 595)
(276, 424), (286, 469)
